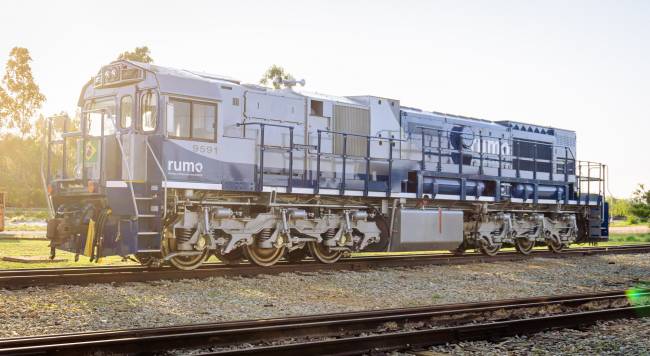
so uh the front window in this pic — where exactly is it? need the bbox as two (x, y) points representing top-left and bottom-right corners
(167, 98), (217, 140)
(141, 92), (158, 132)
(120, 96), (133, 128)
(86, 97), (116, 136)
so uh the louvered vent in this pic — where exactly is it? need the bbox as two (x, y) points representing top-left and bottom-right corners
(333, 105), (370, 157)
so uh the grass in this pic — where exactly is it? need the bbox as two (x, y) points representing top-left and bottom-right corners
(4, 224), (46, 231)
(0, 239), (134, 269)
(608, 233), (650, 243)
(5, 209), (49, 221)
(610, 220), (650, 228)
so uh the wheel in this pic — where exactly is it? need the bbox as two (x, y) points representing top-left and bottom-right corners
(307, 241), (343, 264)
(286, 247), (308, 263)
(215, 248), (244, 265)
(478, 242), (501, 256)
(168, 250), (209, 270)
(547, 238), (565, 253)
(163, 227), (210, 271)
(515, 238), (535, 255)
(243, 238), (286, 267)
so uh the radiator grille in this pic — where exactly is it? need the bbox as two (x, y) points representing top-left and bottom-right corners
(333, 105), (370, 157)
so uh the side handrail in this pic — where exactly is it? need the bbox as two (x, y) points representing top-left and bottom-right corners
(237, 122), (295, 192)
(316, 129), (399, 196)
(40, 141), (55, 219)
(145, 137), (168, 219)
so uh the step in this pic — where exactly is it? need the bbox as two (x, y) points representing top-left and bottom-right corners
(137, 214), (157, 218)
(137, 231), (159, 236)
(136, 249), (161, 253)
(135, 197), (154, 201)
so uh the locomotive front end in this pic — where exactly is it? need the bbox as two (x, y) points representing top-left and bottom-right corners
(44, 61), (152, 261)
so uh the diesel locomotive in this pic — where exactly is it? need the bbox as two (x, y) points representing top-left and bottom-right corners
(43, 60), (609, 269)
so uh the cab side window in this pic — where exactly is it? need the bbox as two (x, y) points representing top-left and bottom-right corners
(141, 92), (158, 132)
(167, 98), (217, 141)
(120, 96), (133, 128)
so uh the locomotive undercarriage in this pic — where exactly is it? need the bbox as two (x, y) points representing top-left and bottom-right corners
(463, 209), (579, 256)
(153, 189), (586, 270)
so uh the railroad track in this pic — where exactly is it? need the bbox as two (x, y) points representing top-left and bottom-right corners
(1, 244), (649, 289)
(1, 288), (649, 355)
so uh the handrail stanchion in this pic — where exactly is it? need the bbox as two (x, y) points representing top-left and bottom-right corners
(585, 162), (591, 205)
(549, 142), (554, 181)
(437, 130), (442, 172)
(577, 162), (582, 205)
(479, 132), (484, 175)
(341, 134), (347, 195)
(316, 130), (321, 194)
(458, 132), (463, 175)
(99, 111), (105, 187)
(498, 137), (502, 177)
(146, 138), (168, 219)
(288, 127), (293, 193)
(47, 119), (52, 182)
(62, 117), (68, 179)
(564, 147), (569, 183)
(532, 143), (537, 180)
(364, 136), (371, 196)
(259, 124), (265, 191)
(515, 140), (520, 178)
(387, 138), (393, 197)
(421, 129), (426, 171)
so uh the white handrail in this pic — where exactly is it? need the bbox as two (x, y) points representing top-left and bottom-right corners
(39, 143), (55, 219)
(145, 138), (168, 219)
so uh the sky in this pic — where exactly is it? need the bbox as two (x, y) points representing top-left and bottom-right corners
(0, 0), (648, 197)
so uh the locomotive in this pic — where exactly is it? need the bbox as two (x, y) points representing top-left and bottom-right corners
(43, 60), (609, 270)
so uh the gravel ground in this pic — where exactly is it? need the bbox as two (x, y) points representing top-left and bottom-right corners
(1, 253), (650, 338)
(423, 317), (650, 355)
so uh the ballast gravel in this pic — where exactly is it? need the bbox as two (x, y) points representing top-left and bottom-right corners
(1, 253), (650, 339)
(422, 317), (650, 355)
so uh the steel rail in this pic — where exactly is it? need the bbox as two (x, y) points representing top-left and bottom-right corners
(0, 244), (649, 289)
(0, 289), (647, 355)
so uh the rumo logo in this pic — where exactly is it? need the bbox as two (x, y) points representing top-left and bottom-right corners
(167, 160), (204, 173)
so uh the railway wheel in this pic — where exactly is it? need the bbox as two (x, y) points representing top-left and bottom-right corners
(478, 241), (501, 256)
(308, 241), (343, 264)
(515, 238), (535, 255)
(547, 238), (565, 253)
(169, 250), (209, 270)
(163, 228), (210, 270)
(244, 243), (286, 267)
(215, 248), (244, 265)
(286, 247), (308, 263)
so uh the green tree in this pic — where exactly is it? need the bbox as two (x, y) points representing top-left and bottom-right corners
(630, 184), (650, 222)
(260, 64), (295, 89)
(0, 47), (46, 138)
(0, 134), (46, 207)
(117, 46), (154, 63)
(608, 197), (631, 218)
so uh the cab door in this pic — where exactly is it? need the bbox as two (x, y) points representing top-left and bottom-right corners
(121, 91), (157, 181)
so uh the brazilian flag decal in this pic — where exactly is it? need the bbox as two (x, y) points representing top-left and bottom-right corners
(84, 139), (99, 163)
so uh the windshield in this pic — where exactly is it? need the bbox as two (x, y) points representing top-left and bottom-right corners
(85, 97), (116, 136)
